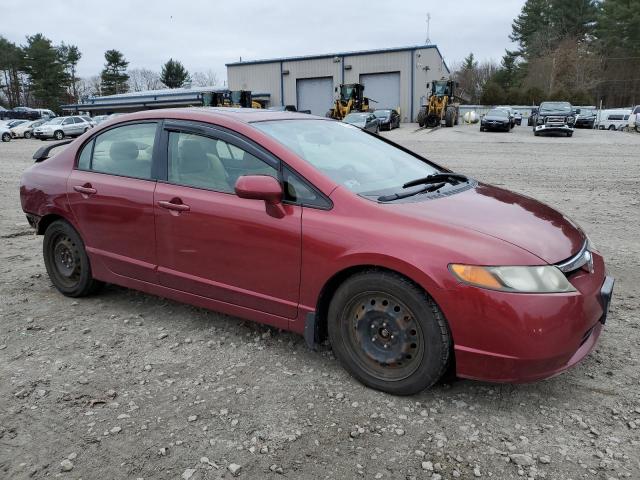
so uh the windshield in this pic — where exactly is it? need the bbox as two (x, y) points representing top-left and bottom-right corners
(540, 102), (572, 112)
(373, 110), (391, 118)
(487, 109), (508, 117)
(344, 114), (367, 123)
(253, 119), (440, 195)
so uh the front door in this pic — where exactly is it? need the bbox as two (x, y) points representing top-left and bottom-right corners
(66, 121), (160, 283)
(154, 123), (302, 319)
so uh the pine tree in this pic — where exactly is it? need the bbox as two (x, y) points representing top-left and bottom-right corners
(58, 43), (82, 101)
(22, 34), (68, 111)
(0, 36), (23, 107)
(160, 59), (190, 89)
(100, 50), (129, 95)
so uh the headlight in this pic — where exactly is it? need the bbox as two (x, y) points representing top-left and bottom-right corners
(449, 264), (576, 293)
(537, 118), (545, 125)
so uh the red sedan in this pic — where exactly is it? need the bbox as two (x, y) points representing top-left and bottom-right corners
(19, 108), (614, 395)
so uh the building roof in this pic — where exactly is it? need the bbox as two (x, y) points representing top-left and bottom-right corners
(61, 87), (270, 112)
(226, 44), (449, 72)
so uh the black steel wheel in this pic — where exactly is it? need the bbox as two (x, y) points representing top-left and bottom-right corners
(43, 220), (103, 297)
(328, 271), (451, 395)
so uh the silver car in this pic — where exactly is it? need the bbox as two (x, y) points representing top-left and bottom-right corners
(342, 112), (380, 133)
(33, 116), (92, 140)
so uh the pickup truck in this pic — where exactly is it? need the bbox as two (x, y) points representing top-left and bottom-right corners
(533, 101), (575, 137)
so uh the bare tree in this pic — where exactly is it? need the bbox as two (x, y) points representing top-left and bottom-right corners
(128, 68), (163, 92)
(76, 76), (102, 100)
(191, 70), (219, 87)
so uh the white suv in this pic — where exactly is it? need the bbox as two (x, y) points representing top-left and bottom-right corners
(33, 116), (93, 140)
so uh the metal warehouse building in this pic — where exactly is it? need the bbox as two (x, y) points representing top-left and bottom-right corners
(226, 45), (450, 122)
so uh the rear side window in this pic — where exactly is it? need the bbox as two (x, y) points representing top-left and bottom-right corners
(79, 122), (157, 180)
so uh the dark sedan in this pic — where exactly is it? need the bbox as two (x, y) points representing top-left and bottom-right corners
(343, 112), (379, 133)
(480, 109), (512, 132)
(373, 109), (400, 130)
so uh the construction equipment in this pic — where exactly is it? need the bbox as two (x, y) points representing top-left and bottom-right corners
(327, 83), (370, 120)
(416, 79), (460, 128)
(204, 90), (258, 108)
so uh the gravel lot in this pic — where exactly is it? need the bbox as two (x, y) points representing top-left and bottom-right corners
(1, 124), (639, 480)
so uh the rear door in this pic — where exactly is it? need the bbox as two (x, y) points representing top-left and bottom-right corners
(153, 121), (302, 319)
(66, 121), (160, 282)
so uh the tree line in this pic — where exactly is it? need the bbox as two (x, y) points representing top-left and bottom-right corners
(0, 33), (218, 112)
(453, 0), (640, 107)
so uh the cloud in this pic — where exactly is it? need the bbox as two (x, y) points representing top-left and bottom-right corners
(1, 0), (525, 82)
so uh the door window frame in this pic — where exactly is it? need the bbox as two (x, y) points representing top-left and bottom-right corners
(73, 120), (164, 182)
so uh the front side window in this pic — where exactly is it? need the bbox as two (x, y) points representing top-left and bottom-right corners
(254, 119), (440, 196)
(167, 131), (277, 193)
(62, 118), (73, 125)
(89, 122), (157, 179)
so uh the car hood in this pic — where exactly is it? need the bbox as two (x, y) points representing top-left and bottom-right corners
(539, 110), (572, 117)
(390, 183), (585, 264)
(483, 115), (509, 121)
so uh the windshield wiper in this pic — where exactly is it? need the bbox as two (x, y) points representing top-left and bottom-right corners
(378, 182), (446, 202)
(402, 173), (468, 189)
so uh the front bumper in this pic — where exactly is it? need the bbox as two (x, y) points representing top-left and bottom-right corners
(33, 132), (54, 139)
(442, 253), (613, 383)
(535, 124), (574, 133)
(482, 122), (509, 130)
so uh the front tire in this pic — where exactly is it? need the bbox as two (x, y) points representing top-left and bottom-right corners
(328, 271), (451, 395)
(54, 130), (64, 140)
(24, 131), (32, 139)
(1, 132), (10, 142)
(43, 220), (103, 297)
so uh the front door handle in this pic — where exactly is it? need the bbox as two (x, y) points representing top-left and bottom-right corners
(158, 200), (190, 212)
(73, 184), (97, 195)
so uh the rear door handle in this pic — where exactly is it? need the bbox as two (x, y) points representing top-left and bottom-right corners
(158, 200), (190, 212)
(73, 185), (97, 195)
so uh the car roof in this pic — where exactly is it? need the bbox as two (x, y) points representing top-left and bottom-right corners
(98, 107), (324, 127)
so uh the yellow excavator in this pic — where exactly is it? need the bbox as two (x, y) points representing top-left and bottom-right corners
(417, 79), (460, 128)
(327, 83), (370, 120)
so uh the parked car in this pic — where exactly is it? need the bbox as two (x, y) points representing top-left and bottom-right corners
(32, 116), (93, 140)
(80, 116), (97, 128)
(268, 105), (298, 112)
(33, 108), (57, 119)
(480, 109), (512, 132)
(527, 107), (539, 126)
(513, 110), (522, 125)
(20, 108), (614, 395)
(1, 124), (11, 142)
(628, 105), (640, 132)
(533, 101), (575, 137)
(342, 112), (379, 133)
(595, 109), (632, 131)
(6, 119), (29, 129)
(495, 106), (516, 127)
(574, 108), (596, 129)
(373, 109), (400, 130)
(92, 115), (110, 125)
(9, 106), (40, 120)
(10, 119), (47, 139)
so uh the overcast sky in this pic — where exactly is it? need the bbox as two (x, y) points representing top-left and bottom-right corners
(1, 0), (525, 83)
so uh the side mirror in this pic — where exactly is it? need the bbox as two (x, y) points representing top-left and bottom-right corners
(235, 175), (283, 205)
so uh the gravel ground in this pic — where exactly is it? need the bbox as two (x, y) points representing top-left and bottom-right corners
(0, 124), (639, 480)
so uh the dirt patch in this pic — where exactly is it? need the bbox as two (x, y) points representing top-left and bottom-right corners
(1, 127), (639, 479)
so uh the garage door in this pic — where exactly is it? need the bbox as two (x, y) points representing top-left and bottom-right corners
(360, 72), (401, 112)
(297, 77), (334, 116)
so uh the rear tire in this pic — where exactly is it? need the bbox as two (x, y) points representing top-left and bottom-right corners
(328, 271), (451, 395)
(24, 131), (32, 139)
(43, 220), (103, 297)
(445, 108), (454, 127)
